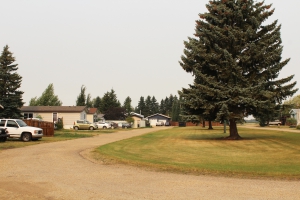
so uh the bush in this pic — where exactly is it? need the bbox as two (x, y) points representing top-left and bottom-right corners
(259, 121), (267, 127)
(296, 125), (300, 130)
(126, 116), (134, 124)
(56, 118), (64, 130)
(286, 118), (297, 126)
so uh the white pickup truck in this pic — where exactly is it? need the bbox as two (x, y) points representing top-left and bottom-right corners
(268, 120), (281, 126)
(0, 119), (43, 142)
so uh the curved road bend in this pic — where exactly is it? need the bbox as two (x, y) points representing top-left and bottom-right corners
(0, 126), (299, 200)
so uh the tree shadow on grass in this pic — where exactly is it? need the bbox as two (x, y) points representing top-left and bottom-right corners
(183, 134), (278, 141)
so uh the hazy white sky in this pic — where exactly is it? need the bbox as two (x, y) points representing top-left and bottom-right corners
(1, 0), (299, 107)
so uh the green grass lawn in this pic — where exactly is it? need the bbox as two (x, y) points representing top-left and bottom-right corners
(0, 128), (115, 151)
(94, 126), (300, 180)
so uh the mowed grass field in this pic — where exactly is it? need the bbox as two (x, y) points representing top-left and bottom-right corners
(94, 126), (300, 180)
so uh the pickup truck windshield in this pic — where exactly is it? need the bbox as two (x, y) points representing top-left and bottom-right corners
(16, 120), (28, 127)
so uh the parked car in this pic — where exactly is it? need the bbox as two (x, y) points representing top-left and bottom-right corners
(73, 120), (98, 130)
(0, 119), (43, 142)
(268, 120), (281, 126)
(95, 122), (111, 129)
(156, 121), (164, 126)
(122, 123), (132, 128)
(165, 121), (170, 126)
(0, 127), (9, 142)
(110, 122), (119, 129)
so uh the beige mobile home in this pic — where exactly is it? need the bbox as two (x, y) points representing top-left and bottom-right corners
(21, 106), (88, 129)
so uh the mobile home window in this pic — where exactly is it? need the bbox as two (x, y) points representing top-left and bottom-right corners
(23, 113), (33, 119)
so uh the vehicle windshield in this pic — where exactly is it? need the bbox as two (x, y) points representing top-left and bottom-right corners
(16, 119), (28, 127)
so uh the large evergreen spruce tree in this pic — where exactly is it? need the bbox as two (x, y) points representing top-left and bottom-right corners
(0, 45), (24, 118)
(179, 0), (297, 139)
(93, 96), (102, 112)
(100, 89), (121, 115)
(135, 96), (146, 115)
(123, 96), (133, 114)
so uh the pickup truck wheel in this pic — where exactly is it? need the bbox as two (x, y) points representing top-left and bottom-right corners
(103, 126), (107, 129)
(89, 126), (94, 130)
(74, 127), (79, 130)
(22, 133), (32, 142)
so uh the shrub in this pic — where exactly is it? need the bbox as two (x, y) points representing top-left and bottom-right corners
(126, 117), (134, 124)
(286, 118), (297, 126)
(56, 118), (64, 130)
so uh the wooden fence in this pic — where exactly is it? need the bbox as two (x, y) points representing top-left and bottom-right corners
(23, 119), (54, 137)
(171, 121), (223, 127)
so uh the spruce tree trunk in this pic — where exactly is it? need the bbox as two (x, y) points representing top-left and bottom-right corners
(227, 119), (242, 140)
(208, 120), (213, 129)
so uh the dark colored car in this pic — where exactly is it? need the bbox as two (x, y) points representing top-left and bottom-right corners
(0, 127), (9, 142)
(110, 122), (119, 129)
(122, 123), (132, 129)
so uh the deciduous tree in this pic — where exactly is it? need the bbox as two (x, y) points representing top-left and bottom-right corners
(76, 85), (86, 106)
(29, 83), (62, 106)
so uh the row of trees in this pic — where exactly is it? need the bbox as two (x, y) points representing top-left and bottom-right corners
(28, 83), (183, 120)
(135, 95), (182, 121)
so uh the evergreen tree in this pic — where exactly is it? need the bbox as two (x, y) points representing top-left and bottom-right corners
(150, 96), (159, 114)
(179, 0), (297, 139)
(136, 96), (146, 115)
(144, 95), (152, 117)
(29, 83), (62, 106)
(164, 97), (169, 115)
(76, 85), (86, 106)
(159, 99), (166, 115)
(0, 45), (24, 118)
(123, 96), (133, 114)
(171, 95), (181, 121)
(167, 94), (174, 116)
(93, 96), (102, 112)
(108, 89), (121, 108)
(100, 89), (121, 112)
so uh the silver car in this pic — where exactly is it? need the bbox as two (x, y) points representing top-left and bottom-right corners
(96, 122), (111, 129)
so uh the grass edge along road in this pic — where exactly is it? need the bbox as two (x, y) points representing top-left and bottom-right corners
(93, 126), (300, 180)
(0, 129), (115, 151)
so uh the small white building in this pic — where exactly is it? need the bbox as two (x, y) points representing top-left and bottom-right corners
(130, 112), (146, 128)
(289, 109), (300, 125)
(146, 113), (171, 127)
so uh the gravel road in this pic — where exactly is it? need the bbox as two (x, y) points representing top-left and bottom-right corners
(0, 126), (299, 200)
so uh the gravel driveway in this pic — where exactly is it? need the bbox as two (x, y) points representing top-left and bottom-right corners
(0, 126), (299, 200)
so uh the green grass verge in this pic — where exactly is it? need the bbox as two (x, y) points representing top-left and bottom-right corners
(0, 128), (115, 151)
(94, 126), (300, 180)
